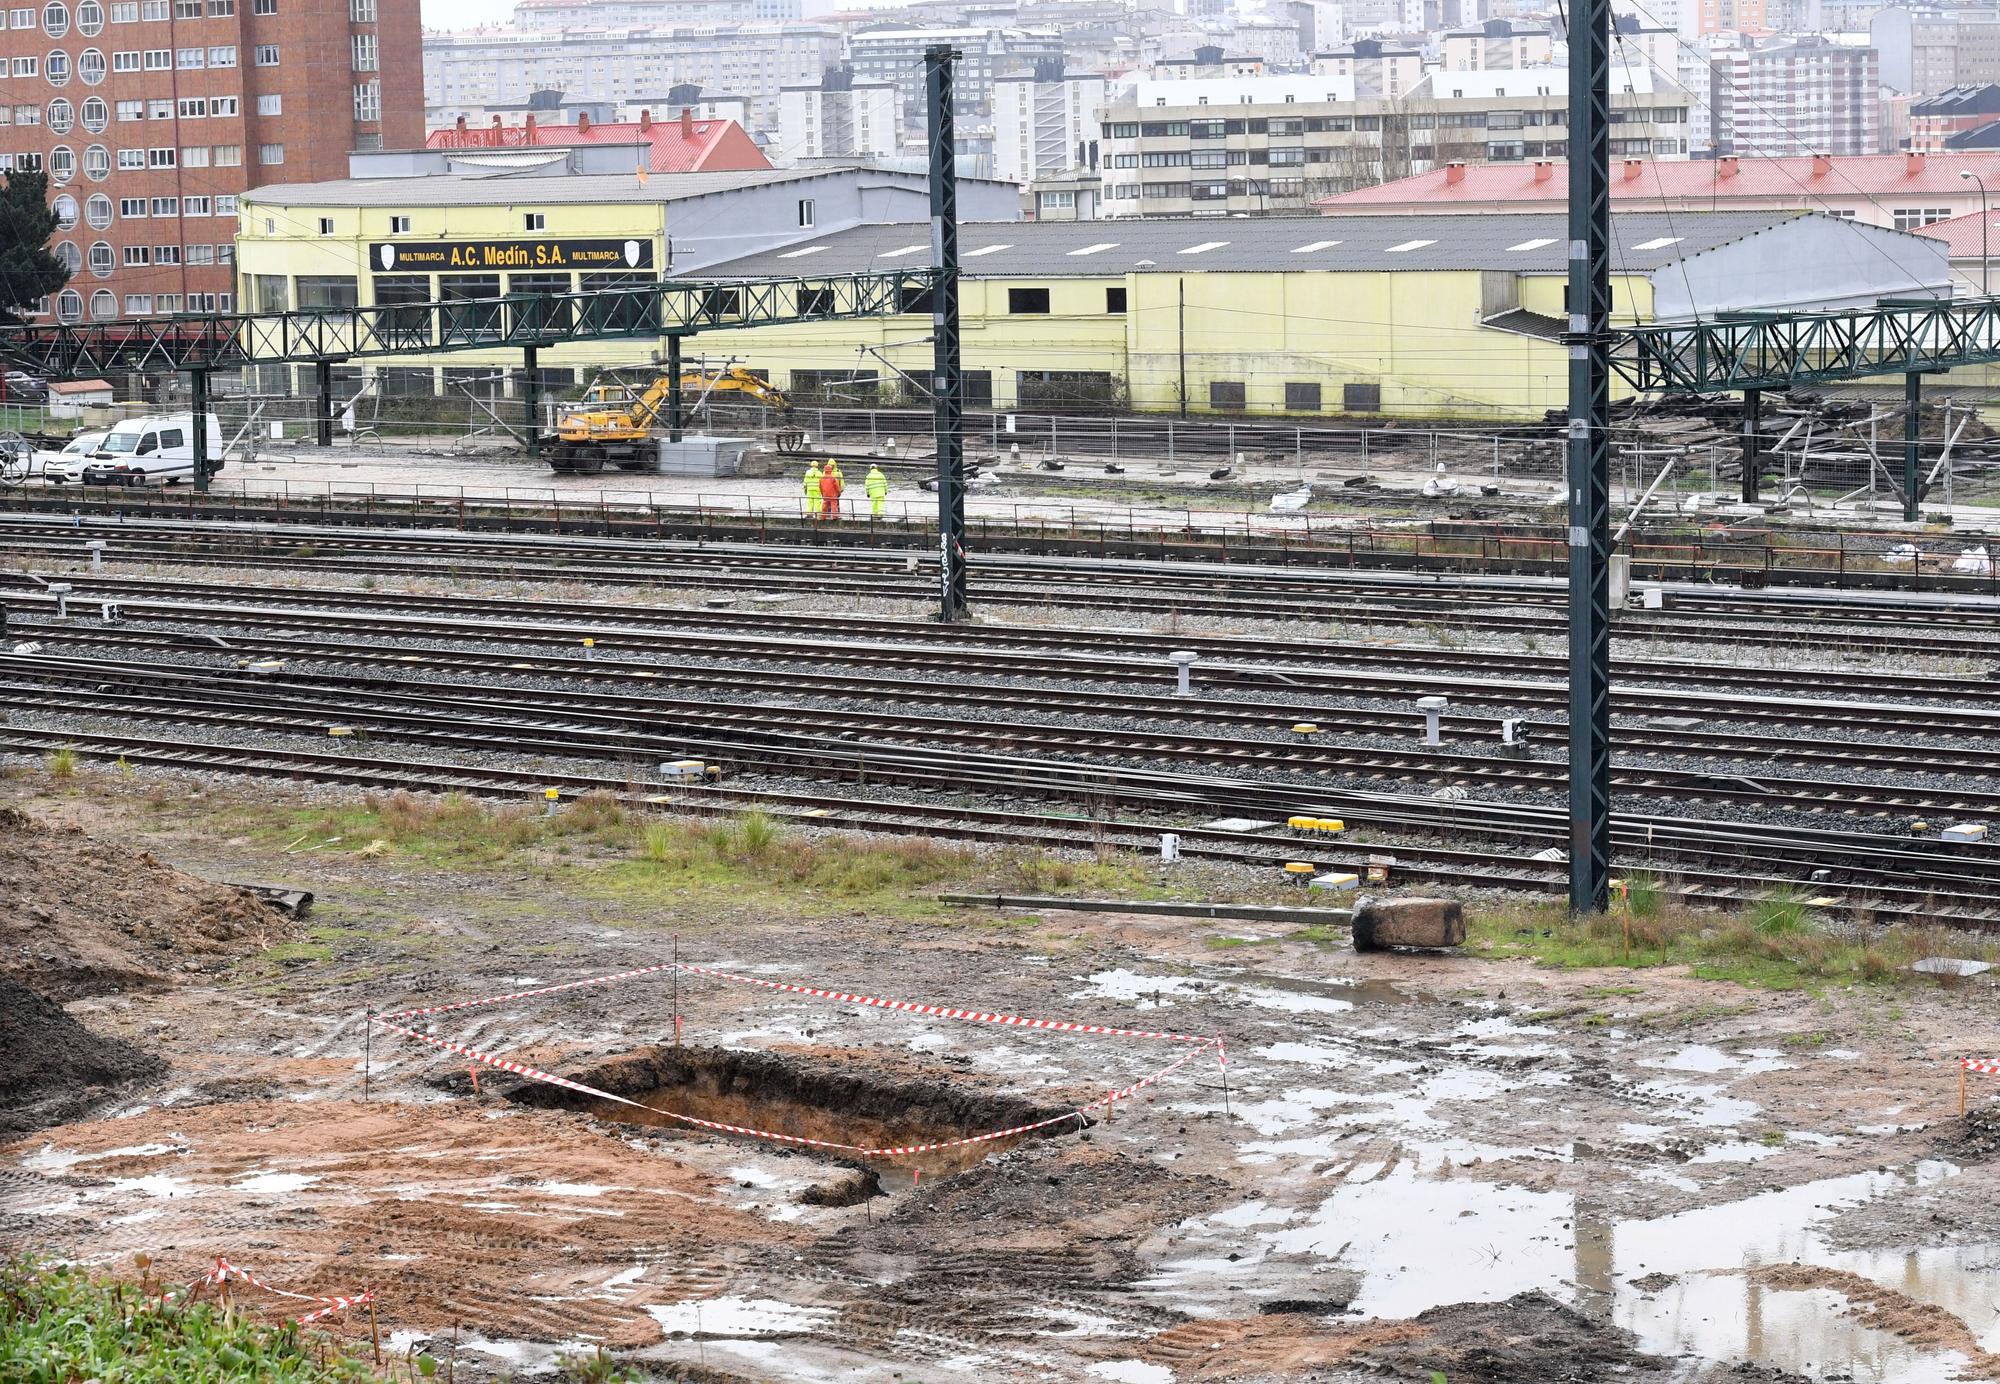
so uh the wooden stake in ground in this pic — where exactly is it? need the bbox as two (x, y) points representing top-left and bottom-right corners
(673, 933), (681, 1048)
(363, 1009), (372, 1102)
(368, 1293), (382, 1365)
(1962, 1065), (1969, 1117)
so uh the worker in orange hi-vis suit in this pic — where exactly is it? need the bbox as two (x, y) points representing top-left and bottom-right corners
(819, 460), (845, 519)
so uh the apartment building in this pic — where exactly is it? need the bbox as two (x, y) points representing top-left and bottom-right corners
(1439, 19), (1553, 71)
(1696, 0), (1764, 36)
(1873, 7), (2000, 97)
(992, 59), (1105, 184)
(0, 0), (418, 325)
(1098, 66), (1685, 217)
(423, 24), (839, 130)
(510, 0), (801, 27)
(1733, 37), (1878, 156)
(778, 65), (898, 162)
(845, 26), (1063, 137)
(1911, 82), (2000, 152)
(1311, 39), (1424, 99)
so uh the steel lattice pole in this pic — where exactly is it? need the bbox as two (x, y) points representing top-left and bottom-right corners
(1565, 0), (1613, 915)
(926, 44), (968, 623)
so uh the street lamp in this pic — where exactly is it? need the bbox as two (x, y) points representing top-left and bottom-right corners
(1960, 169), (1990, 296)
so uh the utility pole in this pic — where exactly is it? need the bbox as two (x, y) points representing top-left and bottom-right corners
(1177, 278), (1188, 418)
(927, 43), (968, 623)
(1565, 0), (1613, 915)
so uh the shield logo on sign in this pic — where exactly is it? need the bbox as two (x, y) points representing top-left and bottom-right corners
(623, 240), (641, 268)
(379, 244), (396, 270)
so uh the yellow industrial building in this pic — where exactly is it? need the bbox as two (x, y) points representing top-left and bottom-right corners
(236, 177), (1951, 420)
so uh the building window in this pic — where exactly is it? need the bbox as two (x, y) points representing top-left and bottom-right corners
(210, 95), (234, 116)
(153, 244), (179, 264)
(177, 97), (204, 117)
(42, 0), (65, 36)
(1343, 382), (1382, 412)
(213, 144), (239, 165)
(117, 195), (142, 215)
(115, 98), (139, 119)
(51, 193), (77, 228)
(1209, 380), (1246, 409)
(252, 0), (272, 10)
(389, 214), (410, 233)
(82, 144), (107, 179)
(89, 289), (114, 320)
(1892, 206), (1950, 230)
(55, 289), (81, 322)
(183, 194), (207, 213)
(254, 42), (277, 64)
(87, 240), (111, 275)
(108, 0), (131, 17)
(1105, 286), (1126, 313)
(172, 0), (195, 14)
(46, 50), (69, 84)
(9, 6), (29, 22)
(352, 80), (379, 122)
(215, 193), (233, 213)
(141, 47), (166, 67)
(46, 97), (71, 132)
(80, 95), (105, 129)
(10, 56), (35, 75)
(147, 146), (174, 167)
(48, 145), (74, 182)
(1285, 381), (1322, 411)
(258, 142), (282, 164)
(116, 148), (142, 168)
(318, 216), (333, 234)
(53, 241), (79, 274)
(207, 43), (232, 65)
(350, 32), (376, 70)
(146, 97), (167, 117)
(148, 195), (174, 213)
(1008, 287), (1051, 314)
(256, 93), (280, 115)
(77, 46), (103, 82)
(186, 243), (213, 264)
(797, 198), (814, 227)
(112, 48), (136, 69)
(348, 0), (371, 16)
(11, 103), (36, 124)
(154, 294), (179, 313)
(181, 145), (208, 166)
(523, 212), (544, 231)
(175, 46), (202, 67)
(124, 293), (151, 313)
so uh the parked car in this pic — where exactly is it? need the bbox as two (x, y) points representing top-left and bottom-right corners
(79, 413), (222, 486)
(3, 371), (48, 404)
(37, 431), (110, 483)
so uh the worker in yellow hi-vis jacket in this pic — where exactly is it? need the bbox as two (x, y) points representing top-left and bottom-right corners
(865, 464), (889, 518)
(804, 460), (823, 518)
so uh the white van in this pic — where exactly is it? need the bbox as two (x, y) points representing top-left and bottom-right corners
(80, 413), (222, 486)
(35, 431), (110, 484)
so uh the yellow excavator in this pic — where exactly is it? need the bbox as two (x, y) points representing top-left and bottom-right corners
(544, 367), (803, 474)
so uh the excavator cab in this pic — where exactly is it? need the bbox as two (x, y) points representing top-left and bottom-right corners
(543, 367), (801, 474)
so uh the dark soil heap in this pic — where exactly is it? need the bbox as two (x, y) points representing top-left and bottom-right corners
(0, 977), (165, 1138)
(0, 806), (293, 999)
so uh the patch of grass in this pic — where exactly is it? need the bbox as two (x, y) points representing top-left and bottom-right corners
(265, 789), (631, 867)
(1204, 935), (1276, 950)
(1759, 1128), (1787, 1147)
(0, 1255), (382, 1381)
(1468, 892), (2000, 992)
(1290, 925), (1348, 945)
(45, 745), (78, 780)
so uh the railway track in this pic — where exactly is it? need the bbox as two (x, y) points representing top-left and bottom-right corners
(11, 648), (2000, 920)
(4, 520), (1999, 654)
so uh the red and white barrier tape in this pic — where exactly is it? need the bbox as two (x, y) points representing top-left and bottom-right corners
(1964, 1058), (2000, 1076)
(369, 1017), (1221, 1160)
(374, 959), (1210, 1044)
(200, 1257), (373, 1327)
(672, 962), (1214, 1044)
(374, 961), (684, 1022)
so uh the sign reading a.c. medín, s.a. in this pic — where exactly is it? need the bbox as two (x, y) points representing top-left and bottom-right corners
(369, 239), (655, 272)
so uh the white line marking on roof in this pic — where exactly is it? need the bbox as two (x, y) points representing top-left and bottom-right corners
(1506, 237), (1558, 251)
(1067, 242), (1121, 256)
(1179, 240), (1230, 254)
(1631, 236), (1683, 250)
(1385, 238), (1438, 253)
(876, 244), (926, 258)
(1291, 239), (1343, 253)
(963, 243), (1014, 256)
(778, 245), (827, 258)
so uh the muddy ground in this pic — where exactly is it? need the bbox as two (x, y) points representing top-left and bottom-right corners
(4, 782), (2000, 1383)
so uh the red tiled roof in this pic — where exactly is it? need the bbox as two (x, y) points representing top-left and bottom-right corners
(1318, 153), (2000, 210)
(1913, 206), (2000, 258)
(427, 115), (770, 174)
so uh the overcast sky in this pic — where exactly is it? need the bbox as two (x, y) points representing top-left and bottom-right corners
(423, 0), (513, 30)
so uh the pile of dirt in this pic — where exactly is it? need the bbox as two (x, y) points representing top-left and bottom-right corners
(1358, 1292), (1655, 1383)
(0, 977), (166, 1138)
(0, 807), (293, 999)
(1936, 1101), (2000, 1163)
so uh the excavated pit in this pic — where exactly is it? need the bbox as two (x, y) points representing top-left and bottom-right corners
(505, 1044), (1085, 1176)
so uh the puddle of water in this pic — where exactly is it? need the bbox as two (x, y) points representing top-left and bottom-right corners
(107, 1174), (198, 1199)
(1633, 1078), (1762, 1130)
(1071, 970), (1205, 1008)
(233, 1172), (320, 1194)
(1644, 1045), (1793, 1077)
(645, 1296), (835, 1338)
(531, 1182), (615, 1197)
(1087, 1363), (1177, 1384)
(20, 1141), (185, 1173)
